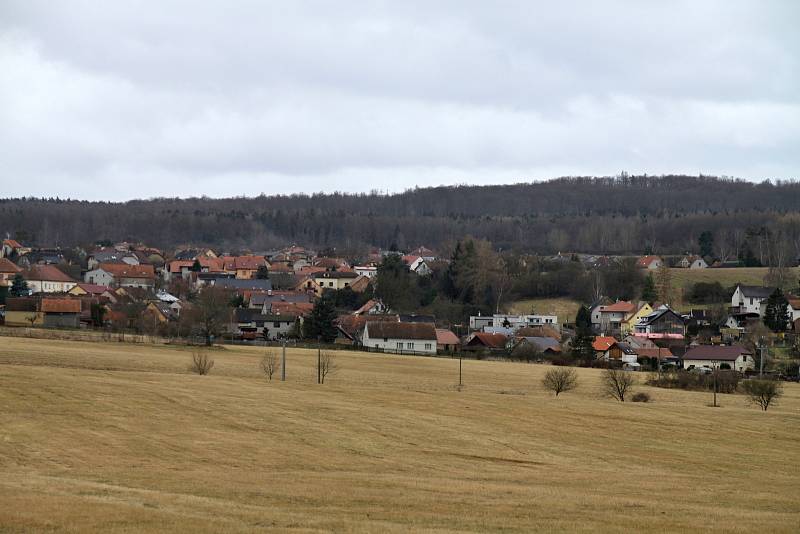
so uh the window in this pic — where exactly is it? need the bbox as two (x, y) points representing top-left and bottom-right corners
(329, 282), (334, 287)
(397, 342), (403, 349)
(407, 342), (413, 349)
(425, 343), (432, 350)
(273, 322), (280, 327)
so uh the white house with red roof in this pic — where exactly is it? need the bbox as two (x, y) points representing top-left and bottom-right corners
(636, 255), (663, 270)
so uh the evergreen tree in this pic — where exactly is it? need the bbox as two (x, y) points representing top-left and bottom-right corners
(191, 259), (202, 272)
(698, 230), (714, 258)
(10, 273), (28, 297)
(255, 265), (270, 279)
(641, 273), (657, 304)
(571, 306), (595, 362)
(763, 288), (790, 332)
(374, 253), (418, 311)
(303, 293), (338, 342)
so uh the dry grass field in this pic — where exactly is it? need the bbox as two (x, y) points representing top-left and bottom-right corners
(508, 297), (582, 320)
(1, 337), (799, 532)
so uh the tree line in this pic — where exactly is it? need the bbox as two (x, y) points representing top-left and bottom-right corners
(2, 175), (800, 258)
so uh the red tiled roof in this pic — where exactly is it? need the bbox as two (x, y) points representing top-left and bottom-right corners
(636, 348), (674, 359)
(3, 239), (22, 249)
(98, 263), (155, 279)
(271, 302), (314, 317)
(25, 264), (76, 283)
(435, 329), (460, 345)
(40, 298), (81, 313)
(592, 336), (617, 352)
(73, 283), (112, 295)
(601, 301), (636, 313)
(0, 257), (21, 273)
(636, 255), (662, 268)
(168, 260), (194, 273)
(467, 332), (507, 349)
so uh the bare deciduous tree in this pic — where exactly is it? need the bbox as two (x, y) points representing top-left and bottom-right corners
(190, 350), (214, 375)
(542, 367), (578, 396)
(319, 351), (337, 384)
(260, 349), (280, 381)
(602, 368), (636, 402)
(741, 379), (783, 411)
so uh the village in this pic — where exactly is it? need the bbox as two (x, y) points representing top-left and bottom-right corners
(1, 237), (798, 382)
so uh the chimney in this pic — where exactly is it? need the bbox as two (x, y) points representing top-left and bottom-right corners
(268, 289), (272, 296)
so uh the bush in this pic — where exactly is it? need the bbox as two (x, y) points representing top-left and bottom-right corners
(602, 368), (637, 402)
(741, 379), (783, 411)
(542, 367), (579, 396)
(631, 392), (651, 402)
(647, 369), (739, 393)
(189, 350), (214, 375)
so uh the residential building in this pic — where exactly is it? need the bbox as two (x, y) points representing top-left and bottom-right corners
(0, 257), (22, 287)
(682, 345), (755, 372)
(634, 305), (686, 339)
(469, 313), (559, 334)
(636, 255), (663, 270)
(464, 332), (508, 352)
(435, 329), (460, 352)
(313, 271), (359, 291)
(679, 255), (708, 269)
(362, 321), (437, 354)
(24, 264), (77, 293)
(730, 285), (776, 317)
(354, 265), (378, 278)
(84, 263), (156, 289)
(4, 297), (81, 328)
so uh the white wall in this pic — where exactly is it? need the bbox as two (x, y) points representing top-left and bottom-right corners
(362, 332), (436, 354)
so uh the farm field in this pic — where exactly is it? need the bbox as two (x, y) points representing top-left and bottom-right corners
(1, 338), (799, 532)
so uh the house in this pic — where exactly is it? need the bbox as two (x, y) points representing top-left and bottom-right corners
(515, 325), (561, 341)
(592, 336), (617, 359)
(313, 271), (359, 291)
(636, 255), (663, 270)
(410, 246), (437, 262)
(24, 264), (78, 293)
(348, 275), (372, 293)
(4, 297), (81, 328)
(730, 285), (776, 317)
(87, 249), (140, 270)
(634, 305), (686, 339)
(249, 290), (311, 313)
(622, 334), (658, 349)
(469, 314), (559, 335)
(143, 301), (178, 325)
(679, 255), (708, 269)
(1, 239), (28, 258)
(0, 257), (22, 287)
(464, 332), (508, 352)
(68, 283), (116, 302)
(362, 321), (437, 354)
(682, 345), (755, 372)
(402, 255), (432, 276)
(788, 298), (800, 324)
(620, 302), (654, 335)
(270, 301), (314, 318)
(353, 299), (388, 316)
(354, 265), (378, 278)
(435, 329), (460, 352)
(335, 314), (399, 345)
(220, 255), (267, 279)
(511, 336), (562, 355)
(85, 263), (156, 289)
(212, 278), (272, 292)
(592, 301), (637, 333)
(233, 308), (295, 340)
(398, 314), (436, 324)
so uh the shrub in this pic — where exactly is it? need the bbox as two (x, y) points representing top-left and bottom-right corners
(741, 379), (783, 411)
(602, 368), (637, 402)
(631, 392), (651, 402)
(190, 350), (214, 375)
(542, 367), (579, 396)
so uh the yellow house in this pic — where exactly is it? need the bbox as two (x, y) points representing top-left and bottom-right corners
(621, 302), (653, 335)
(312, 271), (359, 292)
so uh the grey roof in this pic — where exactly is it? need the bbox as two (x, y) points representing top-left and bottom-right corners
(398, 314), (436, 323)
(215, 279), (272, 291)
(518, 336), (561, 353)
(250, 292), (310, 306)
(737, 285), (776, 299)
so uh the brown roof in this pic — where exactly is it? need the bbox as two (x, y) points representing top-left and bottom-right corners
(601, 301), (636, 313)
(72, 283), (112, 295)
(314, 271), (359, 279)
(336, 314), (399, 336)
(592, 336), (617, 352)
(0, 257), (21, 274)
(98, 263), (155, 279)
(25, 264), (76, 283)
(636, 255), (662, 268)
(3, 239), (22, 249)
(635, 348), (674, 359)
(435, 329), (460, 345)
(270, 302), (314, 317)
(683, 345), (751, 361)
(366, 321), (436, 340)
(40, 298), (82, 313)
(467, 332), (507, 349)
(516, 325), (560, 340)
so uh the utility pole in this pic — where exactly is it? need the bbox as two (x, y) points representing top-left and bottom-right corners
(711, 359), (718, 407)
(317, 336), (321, 385)
(281, 338), (286, 381)
(459, 353), (463, 387)
(759, 338), (766, 377)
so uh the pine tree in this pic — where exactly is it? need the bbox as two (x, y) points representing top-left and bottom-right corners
(763, 288), (790, 332)
(571, 306), (595, 362)
(698, 230), (714, 258)
(10, 273), (28, 297)
(303, 294), (339, 342)
(641, 273), (657, 304)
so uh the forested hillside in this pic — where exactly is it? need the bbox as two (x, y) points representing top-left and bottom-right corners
(3, 175), (800, 256)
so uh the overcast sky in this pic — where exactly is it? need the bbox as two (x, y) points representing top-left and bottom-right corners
(1, 1), (798, 200)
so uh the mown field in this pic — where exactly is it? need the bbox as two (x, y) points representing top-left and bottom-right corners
(1, 338), (799, 532)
